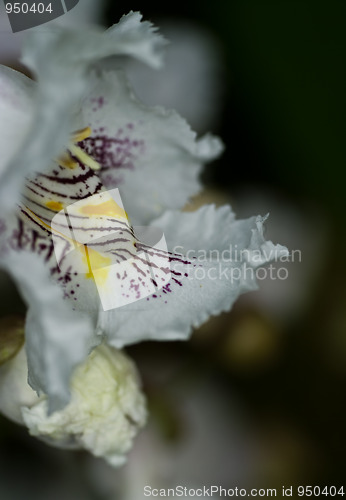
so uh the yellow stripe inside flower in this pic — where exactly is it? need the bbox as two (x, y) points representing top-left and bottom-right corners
(46, 201), (64, 212)
(83, 246), (112, 286)
(57, 126), (101, 171)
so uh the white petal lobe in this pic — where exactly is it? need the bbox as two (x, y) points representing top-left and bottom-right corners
(81, 71), (223, 224)
(96, 205), (288, 347)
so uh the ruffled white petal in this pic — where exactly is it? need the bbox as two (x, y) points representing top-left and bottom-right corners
(0, 12), (167, 212)
(80, 70), (224, 224)
(0, 251), (94, 412)
(96, 205), (288, 347)
(22, 12), (166, 74)
(105, 11), (167, 69)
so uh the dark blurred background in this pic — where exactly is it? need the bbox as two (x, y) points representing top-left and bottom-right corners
(0, 0), (345, 498)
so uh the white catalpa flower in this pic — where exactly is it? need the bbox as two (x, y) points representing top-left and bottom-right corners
(0, 12), (288, 463)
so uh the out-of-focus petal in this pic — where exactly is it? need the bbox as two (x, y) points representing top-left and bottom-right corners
(22, 12), (166, 75)
(80, 70), (224, 224)
(126, 21), (223, 133)
(0, 66), (34, 177)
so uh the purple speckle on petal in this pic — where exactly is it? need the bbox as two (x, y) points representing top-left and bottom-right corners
(90, 96), (106, 111)
(80, 124), (145, 187)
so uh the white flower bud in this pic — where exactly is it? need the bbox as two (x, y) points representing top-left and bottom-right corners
(0, 343), (147, 466)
